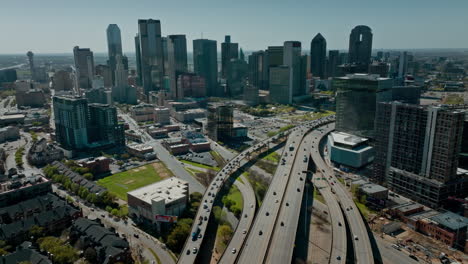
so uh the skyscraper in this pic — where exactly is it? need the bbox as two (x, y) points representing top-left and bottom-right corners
(168, 35), (188, 72)
(193, 39), (218, 97)
(310, 33), (327, 79)
(53, 96), (89, 150)
(113, 55), (128, 102)
(248, 50), (268, 90)
(267, 46), (283, 67)
(221, 35), (239, 78)
(327, 50), (340, 78)
(73, 46), (95, 89)
(333, 73), (393, 138)
(374, 102), (467, 207)
(207, 105), (233, 141)
(348, 25), (373, 69)
(134, 34), (142, 86)
(136, 19), (164, 94)
(269, 66), (292, 104)
(283, 41), (303, 96)
(88, 103), (125, 147)
(106, 24), (123, 85)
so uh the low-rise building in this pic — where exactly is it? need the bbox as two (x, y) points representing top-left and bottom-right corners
(162, 138), (190, 155)
(154, 107), (170, 125)
(232, 123), (248, 139)
(70, 218), (131, 264)
(327, 131), (374, 168)
(0, 242), (52, 264)
(148, 127), (168, 139)
(126, 143), (155, 159)
(52, 161), (106, 195)
(418, 212), (468, 250)
(359, 183), (388, 201)
(172, 108), (206, 122)
(0, 114), (25, 126)
(27, 138), (64, 166)
(0, 126), (19, 143)
(130, 104), (154, 122)
(77, 156), (111, 175)
(127, 177), (189, 230)
(0, 175), (52, 207)
(124, 130), (141, 143)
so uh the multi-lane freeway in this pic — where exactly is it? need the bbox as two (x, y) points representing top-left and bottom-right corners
(310, 123), (374, 264)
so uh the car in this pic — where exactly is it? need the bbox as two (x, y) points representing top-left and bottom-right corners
(338, 222), (342, 226)
(204, 216), (208, 221)
(198, 234), (202, 239)
(391, 244), (400, 250)
(186, 249), (191, 255)
(244, 214), (248, 218)
(133, 234), (139, 238)
(231, 248), (237, 254)
(242, 229), (247, 234)
(337, 256), (341, 260)
(409, 254), (418, 261)
(330, 182), (334, 185)
(101, 214), (106, 218)
(192, 248), (198, 254)
(250, 204), (254, 208)
(354, 235), (358, 240)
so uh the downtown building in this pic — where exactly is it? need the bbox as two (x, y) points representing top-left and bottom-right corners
(193, 39), (218, 97)
(53, 96), (124, 152)
(310, 33), (327, 79)
(73, 46), (95, 89)
(221, 35), (239, 79)
(334, 73), (393, 138)
(373, 102), (468, 208)
(207, 105), (233, 141)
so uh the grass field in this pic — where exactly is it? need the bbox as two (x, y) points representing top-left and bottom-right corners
(262, 151), (281, 163)
(97, 162), (173, 200)
(227, 184), (243, 209)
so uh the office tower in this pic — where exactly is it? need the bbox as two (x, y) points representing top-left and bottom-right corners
(106, 24), (123, 85)
(53, 96), (89, 150)
(162, 37), (168, 73)
(374, 102), (467, 208)
(207, 105), (233, 141)
(193, 39), (218, 97)
(300, 55), (308, 93)
(283, 41), (303, 96)
(384, 52), (390, 62)
(168, 35), (188, 72)
(377, 51), (384, 60)
(248, 51), (268, 90)
(269, 66), (292, 104)
(85, 87), (112, 105)
(226, 58), (248, 96)
(310, 33), (327, 79)
(243, 82), (259, 106)
(26, 51), (36, 81)
(348, 25), (373, 69)
(88, 103), (125, 146)
(398, 51), (409, 78)
(267, 46), (283, 67)
(391, 86), (421, 104)
(177, 73), (206, 98)
(73, 46), (95, 89)
(112, 55), (129, 103)
(95, 65), (112, 87)
(136, 19), (164, 94)
(134, 34), (142, 86)
(327, 50), (340, 78)
(221, 35), (239, 78)
(333, 74), (393, 138)
(52, 70), (73, 91)
(166, 37), (177, 98)
(0, 69), (17, 86)
(368, 62), (389, 77)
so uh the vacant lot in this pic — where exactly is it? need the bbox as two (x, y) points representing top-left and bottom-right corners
(97, 162), (173, 200)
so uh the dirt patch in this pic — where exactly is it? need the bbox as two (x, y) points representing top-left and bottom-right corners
(151, 162), (171, 179)
(132, 167), (143, 172)
(123, 179), (135, 184)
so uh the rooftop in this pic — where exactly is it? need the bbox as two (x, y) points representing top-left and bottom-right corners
(330, 132), (368, 147)
(127, 143), (153, 152)
(430, 211), (468, 230)
(391, 202), (424, 213)
(339, 73), (391, 81)
(127, 177), (188, 205)
(360, 183), (388, 194)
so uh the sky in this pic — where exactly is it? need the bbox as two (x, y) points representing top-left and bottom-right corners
(1, 0), (468, 54)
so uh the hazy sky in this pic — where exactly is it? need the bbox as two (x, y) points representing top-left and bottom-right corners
(1, 0), (467, 54)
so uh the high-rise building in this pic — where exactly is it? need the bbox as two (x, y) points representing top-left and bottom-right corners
(136, 19), (164, 94)
(176, 73), (206, 98)
(333, 74), (393, 138)
(95, 65), (112, 87)
(269, 66), (292, 104)
(52, 70), (73, 91)
(85, 87), (112, 105)
(243, 82), (259, 106)
(226, 58), (248, 96)
(374, 102), (467, 208)
(106, 24), (123, 86)
(398, 51), (409, 78)
(207, 105), (233, 141)
(73, 46), (95, 89)
(267, 46), (283, 67)
(87, 103), (125, 147)
(168, 35), (188, 72)
(348, 25), (373, 70)
(327, 50), (340, 78)
(310, 33), (327, 79)
(248, 51), (268, 90)
(221, 35), (239, 78)
(166, 37), (177, 99)
(26, 51), (36, 81)
(283, 41), (303, 96)
(193, 39), (218, 97)
(53, 96), (89, 150)
(134, 34), (142, 86)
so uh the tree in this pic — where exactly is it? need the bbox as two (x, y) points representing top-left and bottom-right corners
(83, 247), (97, 262)
(38, 236), (79, 264)
(166, 218), (193, 253)
(230, 205), (242, 218)
(120, 153), (130, 160)
(217, 224), (233, 245)
(29, 225), (45, 240)
(111, 208), (120, 217)
(83, 173), (93, 180)
(189, 192), (203, 203)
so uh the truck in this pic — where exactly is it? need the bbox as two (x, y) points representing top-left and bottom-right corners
(289, 144), (294, 151)
(192, 226), (201, 241)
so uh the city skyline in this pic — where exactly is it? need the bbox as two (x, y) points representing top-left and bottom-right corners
(1, 0), (468, 54)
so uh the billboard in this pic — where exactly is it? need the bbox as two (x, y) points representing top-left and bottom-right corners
(155, 215), (178, 223)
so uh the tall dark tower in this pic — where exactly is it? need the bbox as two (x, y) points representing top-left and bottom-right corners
(348, 25), (373, 69)
(221, 35), (239, 78)
(26, 51), (35, 80)
(310, 33), (327, 79)
(106, 24), (123, 85)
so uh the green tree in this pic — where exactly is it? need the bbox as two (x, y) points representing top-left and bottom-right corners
(29, 225), (45, 240)
(166, 218), (193, 253)
(38, 236), (79, 264)
(83, 173), (93, 180)
(83, 247), (97, 262)
(189, 192), (203, 203)
(217, 224), (233, 245)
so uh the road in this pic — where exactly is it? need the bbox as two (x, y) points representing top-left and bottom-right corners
(52, 184), (176, 264)
(236, 117), (334, 264)
(310, 126), (347, 264)
(310, 123), (374, 264)
(119, 112), (205, 194)
(374, 235), (420, 264)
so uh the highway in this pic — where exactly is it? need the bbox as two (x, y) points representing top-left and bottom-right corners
(236, 117), (334, 264)
(265, 124), (347, 264)
(119, 112), (205, 194)
(310, 123), (375, 264)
